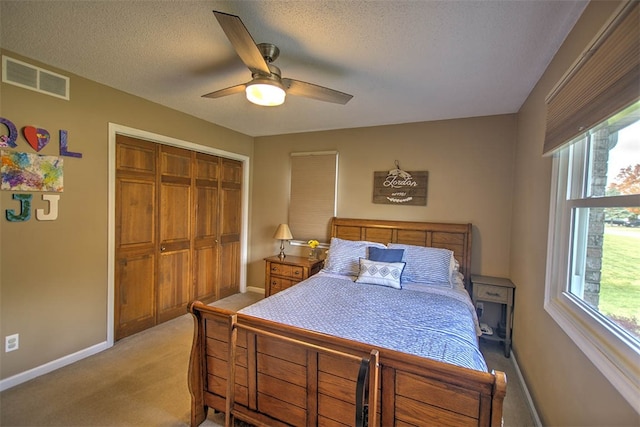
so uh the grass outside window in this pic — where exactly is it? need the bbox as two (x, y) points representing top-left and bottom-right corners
(600, 225), (640, 340)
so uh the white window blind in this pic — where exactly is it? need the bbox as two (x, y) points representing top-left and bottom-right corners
(288, 152), (338, 243)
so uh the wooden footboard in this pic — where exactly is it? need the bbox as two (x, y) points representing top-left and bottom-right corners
(188, 301), (506, 427)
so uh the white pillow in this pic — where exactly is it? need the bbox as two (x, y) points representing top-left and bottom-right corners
(387, 243), (454, 285)
(450, 259), (466, 291)
(324, 237), (386, 277)
(355, 258), (405, 289)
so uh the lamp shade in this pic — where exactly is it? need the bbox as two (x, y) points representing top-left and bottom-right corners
(273, 223), (293, 240)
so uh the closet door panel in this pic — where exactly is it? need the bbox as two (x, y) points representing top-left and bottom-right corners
(115, 136), (157, 340)
(116, 137), (156, 174)
(117, 179), (155, 247)
(194, 153), (220, 301)
(158, 146), (193, 321)
(157, 249), (191, 323)
(194, 246), (218, 301)
(218, 241), (240, 299)
(115, 179), (156, 339)
(161, 147), (191, 178)
(195, 186), (218, 238)
(218, 159), (242, 298)
(116, 253), (155, 337)
(220, 185), (241, 237)
(160, 182), (191, 242)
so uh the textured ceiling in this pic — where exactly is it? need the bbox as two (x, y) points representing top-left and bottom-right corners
(0, 0), (588, 137)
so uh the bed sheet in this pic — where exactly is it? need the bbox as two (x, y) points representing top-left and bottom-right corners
(239, 272), (488, 372)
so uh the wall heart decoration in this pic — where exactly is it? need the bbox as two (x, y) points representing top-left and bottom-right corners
(22, 126), (50, 152)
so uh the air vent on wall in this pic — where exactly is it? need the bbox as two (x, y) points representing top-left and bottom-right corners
(2, 56), (69, 100)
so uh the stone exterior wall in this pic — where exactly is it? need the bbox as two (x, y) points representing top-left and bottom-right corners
(584, 129), (618, 307)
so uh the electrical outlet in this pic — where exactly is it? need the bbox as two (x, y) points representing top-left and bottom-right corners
(5, 334), (19, 352)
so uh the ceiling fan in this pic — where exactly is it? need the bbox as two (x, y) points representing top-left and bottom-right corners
(203, 10), (353, 107)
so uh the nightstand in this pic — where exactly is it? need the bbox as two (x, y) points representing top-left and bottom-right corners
(264, 255), (323, 297)
(471, 275), (515, 357)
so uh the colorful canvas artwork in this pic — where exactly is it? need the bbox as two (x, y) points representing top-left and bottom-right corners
(1, 150), (64, 192)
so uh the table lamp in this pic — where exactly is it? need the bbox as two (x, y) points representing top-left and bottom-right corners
(273, 224), (293, 259)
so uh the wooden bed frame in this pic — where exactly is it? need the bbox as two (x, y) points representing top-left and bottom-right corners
(188, 217), (506, 426)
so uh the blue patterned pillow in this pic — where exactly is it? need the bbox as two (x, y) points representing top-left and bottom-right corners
(367, 247), (404, 262)
(387, 243), (454, 284)
(324, 238), (386, 276)
(355, 258), (405, 289)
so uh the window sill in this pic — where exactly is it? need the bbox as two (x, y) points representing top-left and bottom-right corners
(544, 293), (640, 412)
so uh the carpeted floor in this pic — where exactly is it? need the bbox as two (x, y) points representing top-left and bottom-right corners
(0, 290), (536, 426)
(480, 340), (539, 427)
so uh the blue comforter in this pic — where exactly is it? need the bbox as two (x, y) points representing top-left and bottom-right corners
(239, 273), (488, 372)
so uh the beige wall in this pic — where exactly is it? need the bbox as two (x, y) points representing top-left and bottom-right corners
(2, 1), (638, 423)
(248, 115), (517, 286)
(510, 1), (637, 425)
(0, 51), (253, 380)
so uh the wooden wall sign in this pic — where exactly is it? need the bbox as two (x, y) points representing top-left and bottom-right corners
(373, 162), (428, 206)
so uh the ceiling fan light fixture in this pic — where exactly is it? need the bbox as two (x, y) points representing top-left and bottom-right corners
(245, 80), (286, 106)
(208, 12), (353, 105)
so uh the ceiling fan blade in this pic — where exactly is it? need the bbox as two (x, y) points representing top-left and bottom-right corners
(202, 83), (247, 99)
(213, 11), (271, 75)
(283, 79), (353, 104)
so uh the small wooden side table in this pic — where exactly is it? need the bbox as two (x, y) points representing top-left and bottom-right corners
(264, 255), (323, 297)
(471, 275), (516, 357)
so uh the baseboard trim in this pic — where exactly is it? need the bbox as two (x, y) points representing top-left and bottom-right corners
(0, 341), (110, 392)
(245, 286), (264, 294)
(511, 349), (543, 426)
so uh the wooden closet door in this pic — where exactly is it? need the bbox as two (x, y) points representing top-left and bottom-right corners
(218, 158), (242, 299)
(115, 136), (157, 340)
(115, 136), (242, 338)
(193, 153), (219, 302)
(157, 146), (193, 323)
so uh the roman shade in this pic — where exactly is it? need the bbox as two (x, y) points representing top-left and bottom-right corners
(543, 1), (639, 155)
(288, 151), (338, 243)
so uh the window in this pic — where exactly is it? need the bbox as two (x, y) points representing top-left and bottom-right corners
(551, 102), (640, 337)
(545, 2), (639, 409)
(547, 101), (640, 407)
(288, 152), (338, 245)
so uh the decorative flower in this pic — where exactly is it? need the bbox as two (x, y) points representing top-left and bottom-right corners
(308, 239), (319, 249)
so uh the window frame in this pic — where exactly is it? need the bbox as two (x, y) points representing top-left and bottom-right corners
(545, 143), (640, 410)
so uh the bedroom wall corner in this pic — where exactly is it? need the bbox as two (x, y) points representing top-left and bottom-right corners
(250, 114), (517, 289)
(509, 1), (638, 425)
(0, 50), (254, 386)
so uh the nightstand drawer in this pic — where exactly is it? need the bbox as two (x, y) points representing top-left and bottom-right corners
(270, 263), (304, 279)
(475, 284), (509, 303)
(269, 277), (296, 293)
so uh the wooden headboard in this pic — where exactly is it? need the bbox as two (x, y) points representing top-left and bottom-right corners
(330, 217), (473, 291)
